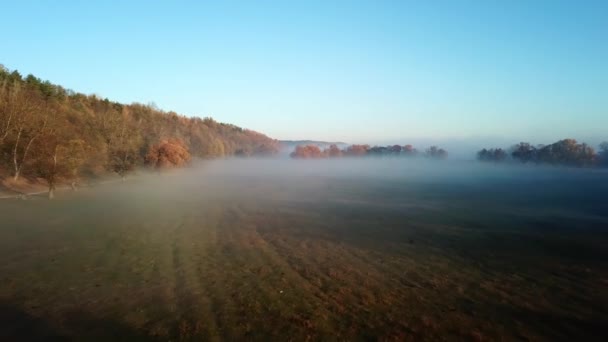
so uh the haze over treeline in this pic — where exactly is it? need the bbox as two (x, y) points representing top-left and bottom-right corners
(290, 144), (447, 159)
(477, 140), (608, 167)
(0, 66), (279, 194)
(289, 140), (608, 168)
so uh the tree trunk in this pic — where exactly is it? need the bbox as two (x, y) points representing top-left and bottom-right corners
(48, 147), (58, 199)
(12, 127), (39, 182)
(12, 128), (22, 181)
(48, 185), (55, 199)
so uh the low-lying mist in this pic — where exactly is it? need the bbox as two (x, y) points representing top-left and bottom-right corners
(118, 157), (608, 203)
(1, 158), (607, 340)
(10, 157), (603, 223)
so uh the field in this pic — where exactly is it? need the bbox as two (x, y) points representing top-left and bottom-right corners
(0, 159), (607, 341)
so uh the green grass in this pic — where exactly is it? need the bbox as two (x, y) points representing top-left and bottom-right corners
(0, 160), (607, 341)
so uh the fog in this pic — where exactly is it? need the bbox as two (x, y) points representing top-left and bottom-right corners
(3, 158), (607, 218)
(1, 157), (608, 340)
(11, 157), (602, 222)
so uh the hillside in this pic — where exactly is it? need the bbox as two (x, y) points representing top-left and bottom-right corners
(0, 66), (279, 194)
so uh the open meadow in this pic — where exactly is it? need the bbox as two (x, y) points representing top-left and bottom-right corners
(1, 159), (607, 341)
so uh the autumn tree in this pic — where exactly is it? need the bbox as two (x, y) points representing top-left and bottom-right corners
(325, 144), (342, 157)
(107, 108), (142, 180)
(290, 145), (324, 158)
(145, 138), (191, 169)
(0, 66), (279, 187)
(9, 89), (50, 181)
(0, 68), (19, 147)
(535, 139), (595, 166)
(60, 139), (87, 190)
(31, 134), (59, 198)
(402, 145), (418, 156)
(511, 139), (596, 166)
(344, 144), (369, 157)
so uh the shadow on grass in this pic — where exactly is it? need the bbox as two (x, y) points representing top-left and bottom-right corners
(492, 303), (607, 341)
(0, 301), (158, 341)
(0, 302), (65, 341)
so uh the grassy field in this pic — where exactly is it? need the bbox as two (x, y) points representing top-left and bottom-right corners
(0, 159), (607, 341)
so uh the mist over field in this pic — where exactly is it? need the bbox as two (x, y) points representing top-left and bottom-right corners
(1, 159), (607, 340)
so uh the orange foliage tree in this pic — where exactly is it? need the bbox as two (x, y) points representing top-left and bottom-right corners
(290, 145), (325, 158)
(145, 138), (191, 169)
(324, 144), (343, 157)
(344, 144), (369, 157)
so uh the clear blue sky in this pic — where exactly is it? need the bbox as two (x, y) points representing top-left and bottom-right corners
(1, 0), (606, 144)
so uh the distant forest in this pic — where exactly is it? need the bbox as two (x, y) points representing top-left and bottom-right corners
(290, 144), (448, 159)
(291, 140), (608, 168)
(0, 66), (279, 195)
(478, 139), (608, 167)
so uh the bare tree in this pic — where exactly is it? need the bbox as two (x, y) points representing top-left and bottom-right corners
(0, 78), (14, 146)
(60, 139), (87, 190)
(10, 90), (50, 181)
(108, 107), (142, 180)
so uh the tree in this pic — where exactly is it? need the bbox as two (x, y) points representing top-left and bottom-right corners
(507, 139), (600, 167)
(535, 139), (595, 166)
(31, 131), (62, 199)
(511, 142), (537, 163)
(107, 108), (142, 180)
(0, 67), (280, 187)
(325, 144), (342, 157)
(599, 142), (608, 167)
(59, 139), (87, 190)
(344, 144), (369, 157)
(9, 90), (50, 181)
(145, 138), (191, 169)
(290, 145), (324, 158)
(425, 146), (448, 159)
(368, 146), (388, 156)
(389, 145), (402, 154)
(402, 145), (418, 156)
(477, 148), (507, 162)
(0, 73), (18, 146)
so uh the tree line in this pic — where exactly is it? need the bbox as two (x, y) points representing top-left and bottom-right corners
(478, 139), (608, 167)
(290, 144), (447, 159)
(0, 66), (279, 198)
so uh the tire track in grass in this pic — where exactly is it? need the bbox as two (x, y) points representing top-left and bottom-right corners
(170, 221), (205, 340)
(189, 204), (304, 339)
(201, 205), (255, 340)
(188, 207), (225, 342)
(170, 223), (191, 338)
(205, 203), (343, 339)
(197, 205), (245, 340)
(248, 206), (425, 339)
(138, 216), (186, 338)
(237, 207), (339, 338)
(168, 206), (223, 341)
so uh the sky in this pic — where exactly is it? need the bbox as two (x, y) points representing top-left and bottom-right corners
(1, 0), (606, 145)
